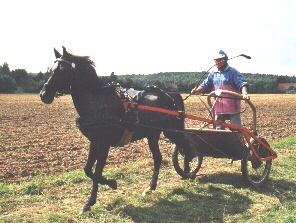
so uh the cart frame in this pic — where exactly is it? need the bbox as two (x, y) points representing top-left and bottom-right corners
(123, 89), (277, 186)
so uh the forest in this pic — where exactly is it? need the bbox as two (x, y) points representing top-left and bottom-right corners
(0, 62), (295, 94)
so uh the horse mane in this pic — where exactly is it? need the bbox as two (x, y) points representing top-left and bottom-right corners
(67, 53), (107, 87)
(72, 54), (96, 68)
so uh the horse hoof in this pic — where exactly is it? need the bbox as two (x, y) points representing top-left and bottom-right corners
(142, 187), (152, 196)
(79, 204), (91, 214)
(187, 172), (197, 180)
(109, 179), (117, 190)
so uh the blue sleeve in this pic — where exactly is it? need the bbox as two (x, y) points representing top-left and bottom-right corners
(200, 73), (213, 93)
(232, 68), (249, 92)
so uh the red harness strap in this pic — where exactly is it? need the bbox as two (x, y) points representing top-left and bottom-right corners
(123, 101), (180, 117)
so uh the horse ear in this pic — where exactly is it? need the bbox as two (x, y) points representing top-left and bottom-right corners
(62, 46), (68, 55)
(62, 46), (71, 59)
(54, 48), (62, 58)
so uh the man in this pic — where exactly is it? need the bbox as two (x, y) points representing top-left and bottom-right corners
(191, 50), (250, 129)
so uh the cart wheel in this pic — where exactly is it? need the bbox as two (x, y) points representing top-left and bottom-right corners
(241, 138), (272, 186)
(172, 145), (203, 179)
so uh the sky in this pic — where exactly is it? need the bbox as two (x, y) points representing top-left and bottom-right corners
(0, 0), (295, 76)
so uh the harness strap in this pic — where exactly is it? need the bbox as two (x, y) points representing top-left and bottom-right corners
(122, 101), (182, 117)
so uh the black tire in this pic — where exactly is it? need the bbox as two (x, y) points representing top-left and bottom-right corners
(241, 137), (272, 186)
(172, 145), (203, 179)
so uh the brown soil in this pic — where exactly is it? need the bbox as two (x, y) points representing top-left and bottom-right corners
(0, 94), (295, 183)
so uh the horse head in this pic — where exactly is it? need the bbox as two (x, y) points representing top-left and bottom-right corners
(40, 46), (98, 104)
(40, 46), (74, 104)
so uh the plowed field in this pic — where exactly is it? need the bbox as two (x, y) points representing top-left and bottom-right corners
(1, 94), (295, 183)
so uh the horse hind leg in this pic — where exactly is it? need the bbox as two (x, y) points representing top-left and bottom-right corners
(142, 134), (162, 196)
(80, 143), (117, 214)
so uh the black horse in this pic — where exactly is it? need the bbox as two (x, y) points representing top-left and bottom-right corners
(40, 46), (192, 213)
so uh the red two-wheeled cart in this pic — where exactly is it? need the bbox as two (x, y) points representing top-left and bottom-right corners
(172, 90), (277, 186)
(124, 89), (277, 186)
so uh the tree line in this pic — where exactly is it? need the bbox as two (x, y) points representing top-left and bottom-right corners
(0, 62), (295, 94)
(0, 63), (50, 93)
(115, 72), (296, 94)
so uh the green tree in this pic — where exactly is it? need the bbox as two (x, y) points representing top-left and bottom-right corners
(0, 74), (17, 93)
(11, 69), (29, 88)
(277, 75), (289, 83)
(0, 62), (10, 75)
(25, 71), (51, 93)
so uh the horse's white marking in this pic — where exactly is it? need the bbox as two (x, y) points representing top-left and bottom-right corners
(51, 62), (59, 72)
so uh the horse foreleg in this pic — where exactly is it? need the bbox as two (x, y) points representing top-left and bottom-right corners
(142, 135), (162, 196)
(80, 143), (117, 214)
(83, 141), (97, 179)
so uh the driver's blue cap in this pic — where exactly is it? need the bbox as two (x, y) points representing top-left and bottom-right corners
(214, 50), (228, 60)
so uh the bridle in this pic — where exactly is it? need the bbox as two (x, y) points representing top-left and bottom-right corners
(43, 57), (76, 96)
(55, 58), (76, 69)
